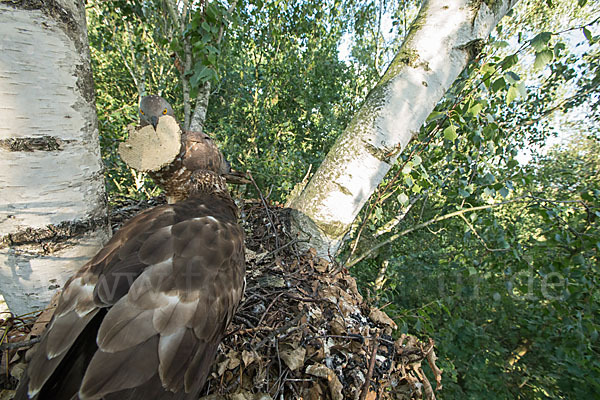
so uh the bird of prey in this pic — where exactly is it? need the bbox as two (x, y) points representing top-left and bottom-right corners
(139, 95), (175, 130)
(15, 168), (246, 399)
(138, 95), (230, 203)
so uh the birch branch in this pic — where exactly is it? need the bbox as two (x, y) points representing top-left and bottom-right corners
(346, 196), (529, 267)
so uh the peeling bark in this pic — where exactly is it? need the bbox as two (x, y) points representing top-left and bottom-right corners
(0, 0), (109, 315)
(287, 0), (519, 258)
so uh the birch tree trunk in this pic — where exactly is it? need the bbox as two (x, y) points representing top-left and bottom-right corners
(189, 81), (212, 133)
(287, 0), (519, 258)
(0, 1), (109, 315)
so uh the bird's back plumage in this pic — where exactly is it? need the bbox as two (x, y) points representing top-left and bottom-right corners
(15, 180), (245, 400)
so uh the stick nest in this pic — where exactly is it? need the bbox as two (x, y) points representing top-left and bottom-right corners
(0, 196), (442, 400)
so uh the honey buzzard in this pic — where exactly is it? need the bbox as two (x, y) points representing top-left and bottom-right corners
(15, 169), (245, 397)
(138, 95), (230, 203)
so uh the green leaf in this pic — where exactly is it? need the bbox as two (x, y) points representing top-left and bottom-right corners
(467, 102), (484, 117)
(205, 5), (218, 22)
(530, 32), (551, 51)
(444, 125), (458, 141)
(427, 111), (445, 122)
(492, 77), (506, 93)
(501, 54), (518, 70)
(583, 27), (592, 43)
(397, 193), (409, 206)
(412, 155), (422, 166)
(492, 40), (509, 48)
(190, 65), (215, 87)
(506, 85), (518, 104)
(534, 50), (554, 70)
(402, 163), (412, 174)
(517, 82), (527, 99)
(499, 187), (509, 198)
(483, 172), (496, 184)
(505, 71), (520, 84)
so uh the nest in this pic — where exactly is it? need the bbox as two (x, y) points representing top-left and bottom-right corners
(0, 196), (442, 400)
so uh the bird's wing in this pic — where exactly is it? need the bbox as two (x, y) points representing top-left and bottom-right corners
(19, 205), (180, 399)
(78, 203), (246, 398)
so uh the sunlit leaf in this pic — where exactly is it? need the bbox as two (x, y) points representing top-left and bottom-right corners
(397, 193), (409, 206)
(534, 50), (554, 70)
(444, 125), (458, 141)
(506, 85), (518, 104)
(427, 111), (445, 122)
(468, 102), (484, 117)
(517, 82), (527, 99)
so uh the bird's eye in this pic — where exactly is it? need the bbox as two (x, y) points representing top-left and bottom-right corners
(163, 108), (168, 115)
(140, 110), (145, 115)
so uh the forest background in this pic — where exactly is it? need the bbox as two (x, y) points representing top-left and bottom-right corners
(87, 0), (599, 398)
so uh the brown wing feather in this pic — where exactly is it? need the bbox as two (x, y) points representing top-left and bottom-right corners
(81, 211), (244, 397)
(15, 192), (244, 400)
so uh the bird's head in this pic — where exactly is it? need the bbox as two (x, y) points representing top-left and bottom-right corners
(139, 95), (175, 129)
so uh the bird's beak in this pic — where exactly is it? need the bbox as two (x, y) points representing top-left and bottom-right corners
(151, 116), (159, 129)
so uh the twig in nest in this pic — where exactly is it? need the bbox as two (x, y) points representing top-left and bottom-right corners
(260, 238), (306, 264)
(253, 291), (286, 338)
(0, 337), (40, 351)
(426, 345), (443, 391)
(359, 331), (380, 400)
(247, 171), (280, 248)
(283, 293), (325, 303)
(229, 326), (276, 336)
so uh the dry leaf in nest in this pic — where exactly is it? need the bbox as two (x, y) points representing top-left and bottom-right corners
(369, 308), (398, 332)
(279, 344), (306, 371)
(118, 116), (181, 172)
(242, 349), (260, 367)
(305, 364), (344, 400)
(365, 391), (378, 400)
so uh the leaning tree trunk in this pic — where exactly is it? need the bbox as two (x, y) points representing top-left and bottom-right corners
(287, 0), (519, 257)
(0, 1), (109, 315)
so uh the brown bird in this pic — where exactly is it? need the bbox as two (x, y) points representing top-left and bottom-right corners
(138, 95), (230, 203)
(14, 169), (246, 399)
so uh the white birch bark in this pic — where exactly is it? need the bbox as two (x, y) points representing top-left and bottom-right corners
(189, 81), (211, 133)
(287, 0), (519, 257)
(0, 1), (109, 315)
